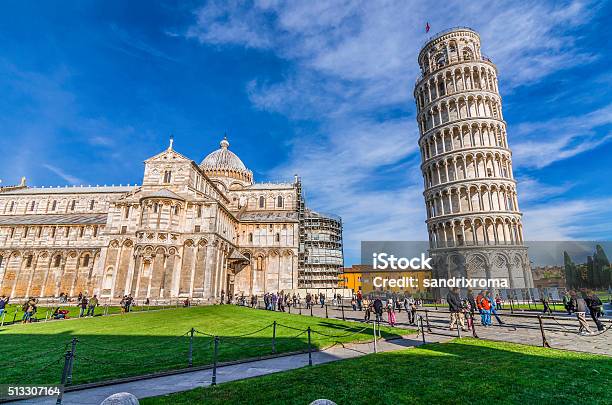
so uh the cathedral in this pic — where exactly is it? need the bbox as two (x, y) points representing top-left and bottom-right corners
(0, 137), (343, 301)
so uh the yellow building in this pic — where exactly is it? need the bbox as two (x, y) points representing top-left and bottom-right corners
(339, 265), (431, 295)
(338, 265), (367, 293)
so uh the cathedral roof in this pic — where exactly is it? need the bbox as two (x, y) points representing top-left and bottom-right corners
(0, 214), (108, 225)
(200, 137), (248, 172)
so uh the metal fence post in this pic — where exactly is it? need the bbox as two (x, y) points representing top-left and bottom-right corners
(419, 316), (425, 344)
(373, 321), (377, 353)
(56, 351), (72, 405)
(537, 315), (551, 348)
(307, 327), (312, 366)
(272, 321), (277, 354)
(424, 310), (432, 332)
(325, 305), (328, 318)
(310, 305), (313, 317)
(66, 338), (78, 385)
(299, 305), (302, 315)
(212, 336), (219, 386)
(341, 304), (345, 321)
(188, 327), (194, 367)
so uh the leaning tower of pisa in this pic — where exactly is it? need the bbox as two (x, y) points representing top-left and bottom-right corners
(414, 27), (533, 289)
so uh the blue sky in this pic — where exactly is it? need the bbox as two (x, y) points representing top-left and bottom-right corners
(1, 1), (611, 264)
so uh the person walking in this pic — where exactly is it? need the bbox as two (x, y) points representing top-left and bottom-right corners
(563, 291), (572, 314)
(486, 291), (504, 325)
(480, 293), (493, 326)
(220, 290), (225, 305)
(409, 300), (417, 325)
(86, 295), (98, 316)
(373, 297), (383, 323)
(0, 295), (8, 319)
(495, 294), (503, 310)
(79, 295), (88, 317)
(447, 287), (466, 331)
(541, 295), (552, 315)
(387, 302), (397, 327)
(573, 291), (592, 335)
(320, 293), (325, 308)
(585, 291), (604, 332)
(356, 290), (363, 311)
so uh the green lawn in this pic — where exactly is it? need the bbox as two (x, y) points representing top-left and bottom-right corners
(1, 303), (173, 324)
(0, 305), (409, 386)
(143, 338), (612, 405)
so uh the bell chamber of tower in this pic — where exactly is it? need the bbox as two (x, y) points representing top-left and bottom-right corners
(413, 27), (533, 290)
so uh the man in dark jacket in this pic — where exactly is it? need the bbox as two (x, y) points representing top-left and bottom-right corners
(373, 298), (383, 323)
(447, 288), (466, 331)
(585, 292), (604, 331)
(574, 291), (592, 335)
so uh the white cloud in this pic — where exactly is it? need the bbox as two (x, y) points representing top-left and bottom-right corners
(185, 0), (607, 262)
(42, 164), (83, 185)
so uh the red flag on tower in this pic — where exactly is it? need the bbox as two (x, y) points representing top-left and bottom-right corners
(425, 22), (430, 33)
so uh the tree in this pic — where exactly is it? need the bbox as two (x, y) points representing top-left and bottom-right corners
(563, 251), (576, 289)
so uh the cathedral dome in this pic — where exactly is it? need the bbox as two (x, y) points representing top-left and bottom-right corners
(200, 136), (253, 184)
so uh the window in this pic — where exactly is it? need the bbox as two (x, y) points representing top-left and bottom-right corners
(9, 228), (14, 238)
(25, 255), (33, 267)
(9, 201), (15, 212)
(90, 200), (95, 210)
(194, 225), (201, 232)
(174, 206), (179, 215)
(277, 196), (283, 208)
(124, 206), (130, 219)
(23, 227), (29, 238)
(462, 48), (473, 61)
(65, 227), (70, 237)
(487, 169), (493, 177)
(121, 226), (127, 235)
(50, 200), (57, 211)
(259, 196), (265, 208)
(0, 256), (3, 268)
(196, 205), (202, 218)
(248, 233), (253, 242)
(54, 255), (61, 267)
(163, 170), (172, 183)
(93, 226), (98, 238)
(70, 200), (76, 211)
(275, 233), (280, 242)
(79, 227), (84, 238)
(30, 201), (35, 211)
(51, 227), (56, 238)
(153, 203), (159, 213)
(82, 255), (90, 267)
(37, 227), (42, 238)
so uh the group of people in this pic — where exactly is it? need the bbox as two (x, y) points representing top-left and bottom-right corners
(119, 295), (135, 314)
(447, 288), (504, 331)
(561, 290), (605, 334)
(76, 292), (99, 317)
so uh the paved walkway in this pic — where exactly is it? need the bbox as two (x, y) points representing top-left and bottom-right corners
(11, 333), (450, 404)
(303, 304), (612, 356)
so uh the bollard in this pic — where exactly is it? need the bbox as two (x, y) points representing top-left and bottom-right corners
(56, 351), (72, 405)
(509, 299), (514, 314)
(299, 305), (302, 315)
(373, 321), (378, 353)
(470, 312), (479, 338)
(537, 315), (551, 348)
(188, 327), (194, 367)
(419, 316), (425, 344)
(307, 327), (312, 366)
(66, 338), (78, 385)
(288, 305), (291, 314)
(325, 305), (328, 318)
(434, 300), (438, 311)
(341, 304), (345, 321)
(424, 310), (432, 332)
(272, 321), (277, 354)
(212, 336), (219, 386)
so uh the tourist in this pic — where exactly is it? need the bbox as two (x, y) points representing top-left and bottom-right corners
(0, 295), (8, 319)
(356, 290), (363, 311)
(220, 290), (225, 305)
(364, 302), (372, 322)
(475, 291), (485, 324)
(447, 288), (466, 331)
(87, 295), (98, 316)
(22, 298), (37, 323)
(585, 291), (604, 332)
(495, 294), (503, 310)
(487, 291), (504, 325)
(541, 295), (552, 315)
(79, 295), (88, 317)
(351, 297), (357, 311)
(319, 292), (325, 308)
(305, 293), (312, 309)
(574, 292), (592, 335)
(277, 293), (284, 312)
(463, 299), (473, 331)
(409, 300), (417, 325)
(271, 293), (278, 311)
(479, 291), (492, 326)
(126, 295), (134, 312)
(120, 296), (127, 314)
(373, 297), (383, 323)
(387, 302), (396, 327)
(77, 292), (83, 303)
